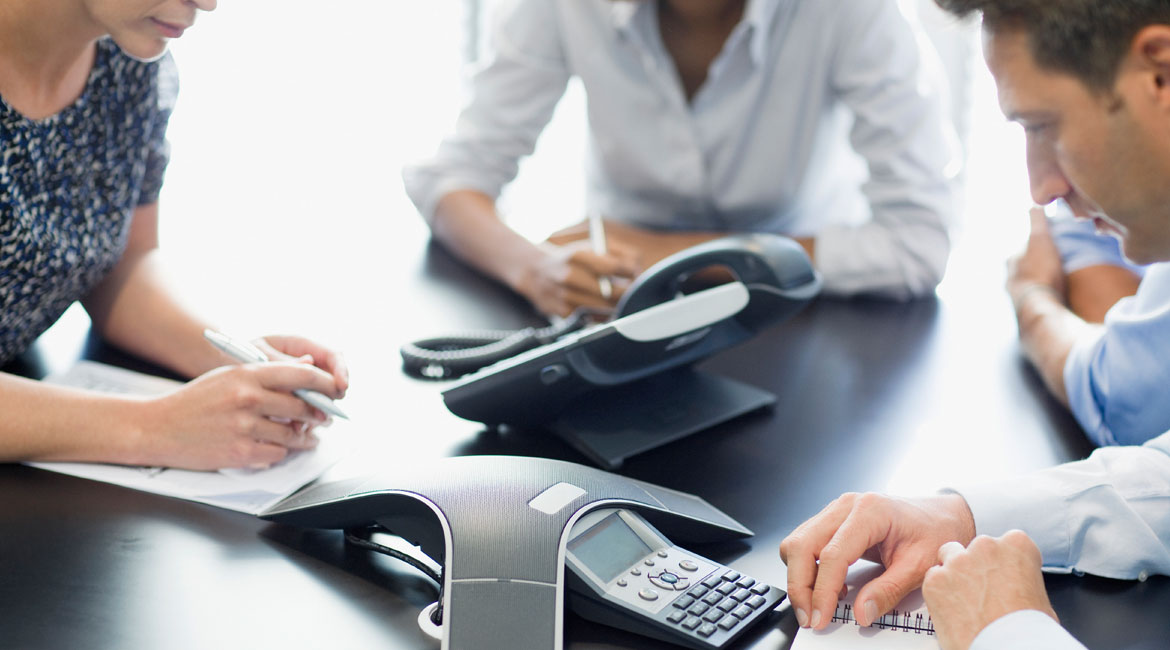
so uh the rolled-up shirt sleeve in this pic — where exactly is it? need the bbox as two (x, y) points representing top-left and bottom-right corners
(815, 0), (960, 299)
(1063, 264), (1170, 446)
(401, 0), (571, 222)
(971, 610), (1088, 650)
(954, 431), (1170, 581)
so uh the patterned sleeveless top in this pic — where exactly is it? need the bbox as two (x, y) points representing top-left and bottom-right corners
(0, 38), (176, 363)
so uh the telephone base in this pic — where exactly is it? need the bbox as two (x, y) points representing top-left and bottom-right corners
(550, 368), (776, 469)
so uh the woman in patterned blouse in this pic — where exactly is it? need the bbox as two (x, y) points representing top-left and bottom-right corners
(0, 0), (349, 470)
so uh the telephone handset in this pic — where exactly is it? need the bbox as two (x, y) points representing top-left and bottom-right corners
(613, 232), (820, 319)
(565, 507), (786, 649)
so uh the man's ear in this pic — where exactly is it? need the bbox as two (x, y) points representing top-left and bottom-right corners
(1131, 25), (1170, 107)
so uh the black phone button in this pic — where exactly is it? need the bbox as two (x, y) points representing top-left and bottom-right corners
(697, 623), (718, 638)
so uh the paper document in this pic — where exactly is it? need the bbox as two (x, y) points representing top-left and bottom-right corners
(28, 360), (350, 515)
(790, 561), (936, 649)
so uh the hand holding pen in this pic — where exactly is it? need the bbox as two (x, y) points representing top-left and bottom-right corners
(120, 332), (349, 471)
(204, 330), (349, 419)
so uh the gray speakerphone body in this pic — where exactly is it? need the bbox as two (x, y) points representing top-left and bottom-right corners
(262, 455), (781, 649)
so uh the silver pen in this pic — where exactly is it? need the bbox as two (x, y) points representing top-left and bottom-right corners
(203, 329), (349, 420)
(588, 211), (613, 300)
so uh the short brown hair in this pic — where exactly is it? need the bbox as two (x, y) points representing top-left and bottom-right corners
(936, 1), (1170, 91)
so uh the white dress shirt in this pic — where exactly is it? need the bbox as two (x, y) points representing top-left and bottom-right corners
(954, 431), (1170, 648)
(403, 0), (960, 299)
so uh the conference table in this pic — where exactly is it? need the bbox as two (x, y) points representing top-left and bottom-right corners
(2, 233), (1166, 650)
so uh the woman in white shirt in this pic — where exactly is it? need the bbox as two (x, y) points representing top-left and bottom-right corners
(404, 0), (960, 316)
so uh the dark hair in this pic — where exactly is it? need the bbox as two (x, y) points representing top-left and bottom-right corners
(936, 1), (1170, 91)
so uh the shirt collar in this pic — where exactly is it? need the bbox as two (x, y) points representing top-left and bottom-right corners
(743, 0), (784, 67)
(608, 0), (785, 67)
(608, 1), (642, 35)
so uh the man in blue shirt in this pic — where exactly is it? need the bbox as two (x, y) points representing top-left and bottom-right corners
(782, 2), (1170, 649)
(1008, 200), (1170, 446)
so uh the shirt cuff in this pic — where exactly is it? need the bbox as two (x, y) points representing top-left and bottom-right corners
(946, 480), (1071, 572)
(971, 610), (1087, 650)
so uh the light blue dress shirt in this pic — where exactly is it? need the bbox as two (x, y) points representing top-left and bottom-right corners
(955, 431), (1170, 648)
(1062, 260), (1170, 446)
(1043, 213), (1165, 446)
(403, 0), (960, 299)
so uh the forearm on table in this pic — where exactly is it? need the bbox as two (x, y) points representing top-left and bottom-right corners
(431, 190), (545, 293)
(1065, 264), (1142, 323)
(82, 250), (222, 379)
(0, 372), (146, 464)
(813, 217), (950, 298)
(1013, 289), (1093, 406)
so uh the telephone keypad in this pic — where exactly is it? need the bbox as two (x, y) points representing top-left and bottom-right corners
(659, 566), (784, 647)
(601, 541), (783, 649)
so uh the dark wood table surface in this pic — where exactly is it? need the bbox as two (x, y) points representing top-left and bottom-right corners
(2, 233), (1166, 650)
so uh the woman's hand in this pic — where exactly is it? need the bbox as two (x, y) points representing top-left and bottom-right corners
(253, 334), (349, 396)
(518, 238), (640, 318)
(132, 335), (347, 470)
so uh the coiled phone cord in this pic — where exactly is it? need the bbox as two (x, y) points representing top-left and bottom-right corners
(400, 309), (594, 380)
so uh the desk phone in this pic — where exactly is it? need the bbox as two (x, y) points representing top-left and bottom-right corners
(565, 508), (785, 649)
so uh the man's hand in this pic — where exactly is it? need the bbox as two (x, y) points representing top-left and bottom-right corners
(779, 492), (976, 630)
(924, 531), (1057, 650)
(1006, 207), (1066, 308)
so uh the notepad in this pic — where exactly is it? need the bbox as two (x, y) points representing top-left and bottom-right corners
(28, 360), (350, 515)
(790, 561), (937, 649)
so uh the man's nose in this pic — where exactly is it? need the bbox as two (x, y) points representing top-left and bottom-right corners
(1026, 145), (1070, 207)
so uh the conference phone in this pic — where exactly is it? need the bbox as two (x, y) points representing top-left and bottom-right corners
(261, 455), (782, 650)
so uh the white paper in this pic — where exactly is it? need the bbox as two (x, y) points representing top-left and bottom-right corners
(28, 360), (349, 515)
(790, 561), (937, 650)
